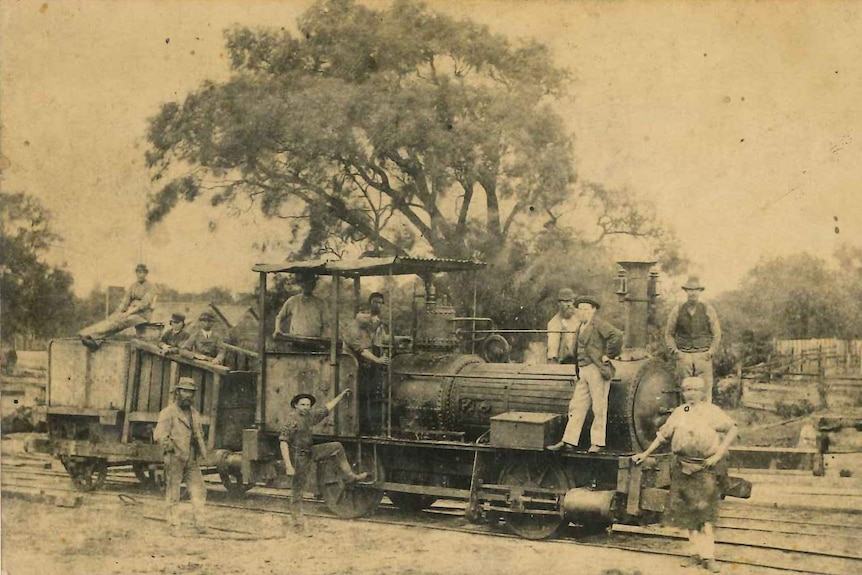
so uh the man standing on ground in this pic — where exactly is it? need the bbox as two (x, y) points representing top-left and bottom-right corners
(665, 276), (721, 403)
(547, 295), (623, 453)
(547, 288), (579, 364)
(79, 263), (156, 350)
(154, 377), (208, 535)
(280, 389), (368, 533)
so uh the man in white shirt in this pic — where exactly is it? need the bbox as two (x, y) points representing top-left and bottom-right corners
(274, 272), (325, 338)
(547, 288), (578, 364)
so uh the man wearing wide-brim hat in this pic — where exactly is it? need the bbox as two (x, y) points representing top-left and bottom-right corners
(279, 388), (368, 533)
(180, 310), (226, 365)
(547, 287), (579, 364)
(78, 263), (156, 350)
(664, 276), (722, 403)
(154, 377), (208, 535)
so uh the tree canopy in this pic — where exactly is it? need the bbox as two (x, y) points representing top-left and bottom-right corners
(145, 0), (577, 260)
(716, 249), (862, 344)
(0, 192), (77, 344)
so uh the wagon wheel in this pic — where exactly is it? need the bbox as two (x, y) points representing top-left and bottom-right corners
(387, 491), (437, 511)
(319, 448), (384, 519)
(132, 463), (166, 493)
(66, 457), (109, 492)
(219, 469), (254, 497)
(499, 456), (569, 540)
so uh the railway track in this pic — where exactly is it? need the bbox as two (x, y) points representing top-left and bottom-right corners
(3, 454), (861, 575)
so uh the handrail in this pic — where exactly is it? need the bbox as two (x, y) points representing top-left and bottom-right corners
(130, 339), (230, 375)
(223, 342), (259, 359)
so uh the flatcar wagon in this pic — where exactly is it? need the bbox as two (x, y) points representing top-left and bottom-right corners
(37, 256), (750, 539)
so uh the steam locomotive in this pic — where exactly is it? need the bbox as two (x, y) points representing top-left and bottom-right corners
(38, 257), (747, 539)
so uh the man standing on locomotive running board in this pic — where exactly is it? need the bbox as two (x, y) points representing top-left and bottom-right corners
(547, 295), (623, 453)
(547, 287), (579, 364)
(154, 377), (208, 536)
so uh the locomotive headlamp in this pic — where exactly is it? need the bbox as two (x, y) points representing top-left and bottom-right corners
(647, 270), (661, 299)
(615, 270), (628, 301)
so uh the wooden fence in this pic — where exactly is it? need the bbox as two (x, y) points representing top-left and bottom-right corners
(773, 339), (862, 376)
(740, 339), (862, 411)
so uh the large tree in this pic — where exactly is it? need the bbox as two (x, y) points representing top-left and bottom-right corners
(0, 192), (77, 345)
(145, 0), (575, 260)
(716, 251), (862, 344)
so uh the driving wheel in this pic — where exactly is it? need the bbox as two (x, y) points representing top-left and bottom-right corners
(499, 455), (569, 539)
(320, 447), (384, 519)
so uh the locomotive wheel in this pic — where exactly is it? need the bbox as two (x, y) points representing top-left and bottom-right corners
(320, 449), (384, 519)
(219, 470), (254, 497)
(387, 491), (437, 511)
(65, 457), (108, 492)
(499, 457), (569, 540)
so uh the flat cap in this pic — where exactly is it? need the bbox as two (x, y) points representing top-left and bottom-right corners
(575, 295), (601, 309)
(135, 263), (149, 273)
(198, 310), (216, 321)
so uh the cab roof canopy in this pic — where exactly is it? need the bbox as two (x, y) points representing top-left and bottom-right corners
(252, 256), (486, 278)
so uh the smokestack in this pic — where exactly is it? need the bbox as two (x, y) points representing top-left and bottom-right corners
(615, 261), (659, 358)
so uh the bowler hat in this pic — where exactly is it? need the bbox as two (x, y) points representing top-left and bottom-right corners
(170, 313), (186, 323)
(557, 288), (576, 302)
(290, 393), (317, 408)
(176, 377), (198, 391)
(575, 295), (601, 309)
(198, 310), (216, 321)
(682, 276), (705, 291)
(136, 263), (149, 273)
(368, 292), (385, 303)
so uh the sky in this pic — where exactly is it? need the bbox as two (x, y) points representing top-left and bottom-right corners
(2, 0), (861, 302)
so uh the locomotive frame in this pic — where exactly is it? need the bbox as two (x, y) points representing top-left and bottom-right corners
(37, 256), (747, 539)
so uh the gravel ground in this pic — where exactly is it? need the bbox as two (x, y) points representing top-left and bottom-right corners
(1, 488), (800, 575)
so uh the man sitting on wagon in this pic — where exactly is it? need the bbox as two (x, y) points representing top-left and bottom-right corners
(181, 311), (226, 366)
(159, 312), (190, 354)
(280, 389), (368, 532)
(79, 263), (156, 351)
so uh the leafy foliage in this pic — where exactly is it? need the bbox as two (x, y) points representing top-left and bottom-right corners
(145, 0), (574, 260)
(143, 0), (684, 336)
(716, 248), (862, 347)
(0, 192), (77, 344)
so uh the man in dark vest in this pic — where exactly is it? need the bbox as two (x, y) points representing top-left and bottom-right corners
(665, 276), (722, 403)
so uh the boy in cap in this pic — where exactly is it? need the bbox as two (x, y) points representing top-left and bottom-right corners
(665, 276), (722, 403)
(547, 295), (622, 453)
(79, 263), (156, 350)
(547, 287), (578, 364)
(181, 310), (226, 365)
(280, 388), (368, 532)
(159, 313), (190, 354)
(154, 377), (208, 535)
(633, 376), (738, 572)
